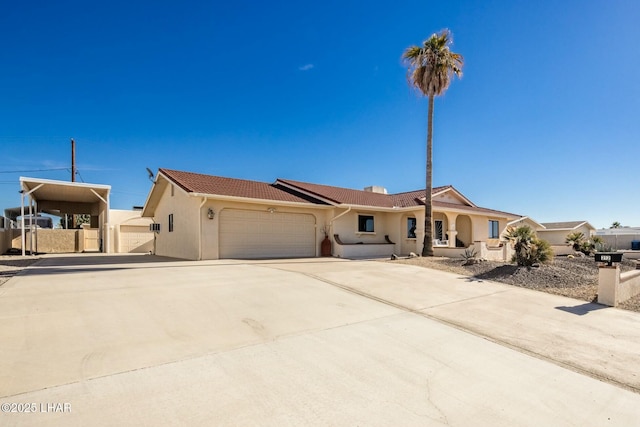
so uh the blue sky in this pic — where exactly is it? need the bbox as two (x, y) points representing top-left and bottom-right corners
(1, 0), (638, 229)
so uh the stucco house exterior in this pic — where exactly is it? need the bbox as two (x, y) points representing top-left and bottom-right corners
(508, 219), (596, 255)
(141, 169), (521, 260)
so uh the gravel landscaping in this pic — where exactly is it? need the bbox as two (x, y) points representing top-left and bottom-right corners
(391, 255), (640, 313)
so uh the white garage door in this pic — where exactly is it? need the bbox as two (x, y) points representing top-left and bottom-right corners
(120, 225), (154, 253)
(219, 209), (316, 259)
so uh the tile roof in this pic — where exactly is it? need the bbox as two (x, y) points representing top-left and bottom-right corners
(276, 178), (396, 208)
(540, 221), (589, 230)
(159, 169), (319, 204)
(157, 168), (519, 217)
(277, 179), (455, 208)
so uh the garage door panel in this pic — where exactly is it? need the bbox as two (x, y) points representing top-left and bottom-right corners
(219, 209), (315, 259)
(119, 225), (154, 253)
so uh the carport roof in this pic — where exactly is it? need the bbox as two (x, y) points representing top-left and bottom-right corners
(10, 177), (110, 218)
(20, 177), (110, 203)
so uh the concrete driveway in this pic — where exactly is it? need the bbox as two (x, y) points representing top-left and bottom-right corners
(1, 254), (639, 426)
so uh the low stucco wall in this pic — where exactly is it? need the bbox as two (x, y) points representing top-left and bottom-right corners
(333, 242), (395, 258)
(619, 270), (640, 304)
(550, 245), (573, 256)
(433, 247), (467, 258)
(12, 229), (80, 253)
(597, 267), (640, 307)
(0, 229), (10, 254)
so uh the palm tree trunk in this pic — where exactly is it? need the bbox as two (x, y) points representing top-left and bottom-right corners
(422, 94), (434, 257)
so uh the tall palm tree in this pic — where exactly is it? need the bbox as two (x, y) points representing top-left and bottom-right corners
(403, 30), (463, 256)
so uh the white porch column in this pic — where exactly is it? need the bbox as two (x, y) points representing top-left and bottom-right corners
(445, 213), (458, 248)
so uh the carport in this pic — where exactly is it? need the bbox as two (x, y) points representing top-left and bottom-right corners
(17, 177), (111, 255)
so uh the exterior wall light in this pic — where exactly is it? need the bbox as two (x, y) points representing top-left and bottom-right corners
(207, 208), (215, 219)
(267, 207), (276, 213)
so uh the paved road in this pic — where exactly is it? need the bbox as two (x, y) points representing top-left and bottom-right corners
(1, 254), (639, 426)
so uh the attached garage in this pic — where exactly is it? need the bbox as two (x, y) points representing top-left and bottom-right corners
(119, 225), (154, 253)
(219, 209), (316, 259)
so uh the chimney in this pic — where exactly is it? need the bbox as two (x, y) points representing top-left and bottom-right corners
(364, 185), (387, 194)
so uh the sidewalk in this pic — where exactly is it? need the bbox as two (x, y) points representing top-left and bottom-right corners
(269, 258), (640, 393)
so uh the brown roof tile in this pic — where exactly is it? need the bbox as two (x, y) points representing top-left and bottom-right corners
(159, 169), (317, 204)
(158, 169), (519, 217)
(276, 178), (396, 207)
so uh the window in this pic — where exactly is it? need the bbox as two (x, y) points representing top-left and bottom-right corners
(489, 220), (499, 238)
(434, 220), (444, 241)
(358, 215), (374, 232)
(407, 217), (417, 238)
(169, 214), (174, 232)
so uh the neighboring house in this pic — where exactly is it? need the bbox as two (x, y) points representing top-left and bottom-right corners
(537, 221), (596, 245)
(142, 168), (521, 260)
(596, 227), (640, 251)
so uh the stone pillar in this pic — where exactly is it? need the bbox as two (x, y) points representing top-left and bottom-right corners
(598, 265), (620, 307)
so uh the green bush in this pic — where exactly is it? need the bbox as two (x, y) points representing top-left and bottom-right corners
(567, 233), (604, 255)
(504, 225), (553, 267)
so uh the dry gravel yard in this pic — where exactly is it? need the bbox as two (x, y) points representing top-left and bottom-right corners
(391, 256), (640, 313)
(0, 256), (40, 286)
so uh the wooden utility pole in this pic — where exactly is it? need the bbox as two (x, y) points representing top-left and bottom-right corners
(70, 138), (76, 228)
(71, 138), (76, 182)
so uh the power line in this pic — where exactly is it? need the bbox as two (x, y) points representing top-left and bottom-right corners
(0, 167), (70, 174)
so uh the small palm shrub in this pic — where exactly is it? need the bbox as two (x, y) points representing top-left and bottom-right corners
(504, 225), (553, 267)
(565, 232), (586, 251)
(568, 233), (604, 255)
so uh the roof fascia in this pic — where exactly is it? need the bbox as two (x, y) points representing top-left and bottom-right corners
(508, 216), (546, 229)
(189, 192), (334, 209)
(433, 204), (518, 219)
(433, 186), (477, 208)
(141, 172), (171, 217)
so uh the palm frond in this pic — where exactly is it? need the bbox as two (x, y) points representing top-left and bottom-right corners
(402, 29), (464, 97)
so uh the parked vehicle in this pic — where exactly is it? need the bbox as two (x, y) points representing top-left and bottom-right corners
(16, 214), (53, 229)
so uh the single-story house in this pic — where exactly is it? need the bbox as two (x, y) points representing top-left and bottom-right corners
(506, 219), (596, 256)
(536, 221), (596, 245)
(141, 168), (522, 260)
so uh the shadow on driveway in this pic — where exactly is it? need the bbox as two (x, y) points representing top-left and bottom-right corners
(555, 302), (608, 316)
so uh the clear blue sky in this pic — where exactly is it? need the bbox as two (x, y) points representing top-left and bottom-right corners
(1, 0), (638, 229)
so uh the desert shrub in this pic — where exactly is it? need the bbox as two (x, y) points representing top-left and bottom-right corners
(504, 225), (553, 267)
(461, 247), (478, 265)
(565, 232), (586, 251)
(566, 232), (605, 255)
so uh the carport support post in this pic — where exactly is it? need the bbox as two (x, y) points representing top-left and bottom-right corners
(29, 196), (33, 255)
(20, 192), (25, 256)
(90, 188), (110, 253)
(19, 182), (44, 256)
